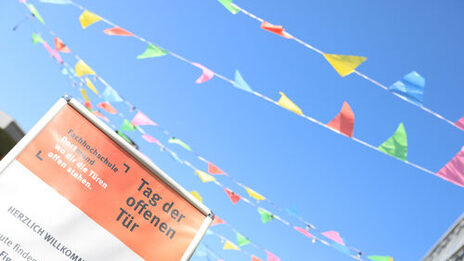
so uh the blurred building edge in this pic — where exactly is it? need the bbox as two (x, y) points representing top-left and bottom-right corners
(0, 110), (25, 160)
(423, 213), (464, 261)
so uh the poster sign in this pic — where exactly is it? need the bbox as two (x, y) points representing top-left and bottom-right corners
(0, 98), (213, 261)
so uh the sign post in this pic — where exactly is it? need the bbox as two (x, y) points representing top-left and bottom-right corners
(0, 97), (213, 261)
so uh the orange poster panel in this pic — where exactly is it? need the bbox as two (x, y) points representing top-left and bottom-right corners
(17, 105), (206, 261)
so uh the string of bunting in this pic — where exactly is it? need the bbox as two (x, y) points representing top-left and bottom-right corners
(218, 0), (464, 133)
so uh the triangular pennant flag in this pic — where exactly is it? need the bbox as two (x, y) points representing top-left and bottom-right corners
(218, 0), (240, 14)
(260, 21), (292, 39)
(83, 101), (92, 111)
(168, 137), (191, 151)
(121, 119), (137, 131)
(32, 33), (44, 44)
(27, 4), (45, 24)
(54, 37), (71, 53)
(436, 146), (464, 187)
(85, 77), (98, 95)
(367, 256), (393, 261)
(75, 60), (96, 77)
(378, 123), (408, 161)
(193, 63), (215, 84)
(142, 134), (161, 145)
(195, 170), (216, 183)
(327, 102), (355, 137)
(278, 92), (303, 116)
(41, 41), (55, 57)
(211, 216), (226, 226)
(102, 86), (123, 102)
(190, 191), (202, 202)
(208, 162), (227, 175)
(322, 231), (345, 246)
(223, 240), (240, 251)
(236, 233), (250, 247)
(233, 70), (253, 93)
(455, 117), (464, 131)
(322, 53), (367, 77)
(103, 26), (134, 37)
(294, 226), (313, 238)
(265, 250), (280, 261)
(245, 187), (265, 201)
(80, 89), (89, 102)
(79, 10), (101, 29)
(93, 111), (109, 122)
(389, 71), (425, 106)
(224, 188), (241, 204)
(136, 44), (168, 59)
(131, 111), (157, 126)
(39, 0), (72, 4)
(117, 130), (132, 144)
(251, 256), (263, 261)
(257, 208), (274, 224)
(97, 101), (117, 115)
(61, 68), (69, 75)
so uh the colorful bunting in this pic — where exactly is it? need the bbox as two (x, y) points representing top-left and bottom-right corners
(223, 240), (240, 251)
(327, 102), (355, 137)
(233, 70), (253, 93)
(190, 190), (202, 202)
(85, 77), (99, 94)
(208, 162), (227, 175)
(136, 44), (168, 59)
(131, 111), (157, 126)
(265, 250), (281, 261)
(196, 170), (216, 183)
(218, 0), (240, 14)
(54, 37), (71, 53)
(245, 187), (265, 201)
(79, 10), (101, 29)
(102, 86), (123, 102)
(142, 134), (161, 145)
(39, 0), (72, 4)
(97, 101), (117, 114)
(236, 232), (250, 247)
(322, 231), (345, 246)
(211, 216), (226, 226)
(224, 188), (241, 204)
(193, 63), (215, 84)
(389, 71), (425, 106)
(75, 60), (96, 77)
(278, 92), (303, 116)
(80, 89), (89, 102)
(32, 33), (44, 44)
(260, 21), (292, 39)
(257, 208), (274, 224)
(168, 137), (191, 151)
(455, 117), (464, 131)
(27, 4), (45, 24)
(367, 256), (393, 261)
(436, 146), (464, 187)
(93, 111), (109, 122)
(378, 123), (408, 161)
(251, 256), (263, 261)
(103, 26), (134, 37)
(322, 54), (367, 77)
(121, 119), (137, 131)
(294, 226), (313, 238)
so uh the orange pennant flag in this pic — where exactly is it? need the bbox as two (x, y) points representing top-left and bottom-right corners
(208, 162), (227, 175)
(103, 26), (134, 37)
(97, 102), (117, 115)
(54, 37), (71, 53)
(327, 102), (355, 137)
(260, 21), (292, 39)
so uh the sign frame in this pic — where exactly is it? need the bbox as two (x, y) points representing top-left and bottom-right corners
(0, 96), (214, 261)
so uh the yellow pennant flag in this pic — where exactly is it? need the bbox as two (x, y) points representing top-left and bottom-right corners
(80, 88), (89, 102)
(195, 170), (216, 183)
(322, 53), (367, 77)
(79, 10), (101, 29)
(223, 240), (240, 251)
(75, 60), (96, 77)
(190, 190), (202, 202)
(278, 92), (303, 116)
(245, 187), (266, 201)
(85, 77), (99, 95)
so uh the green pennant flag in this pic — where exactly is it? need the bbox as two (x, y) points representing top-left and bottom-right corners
(367, 256), (393, 261)
(257, 208), (274, 224)
(137, 44), (168, 59)
(168, 137), (191, 151)
(218, 0), (240, 14)
(378, 123), (407, 161)
(32, 33), (44, 44)
(121, 119), (137, 131)
(236, 232), (250, 247)
(117, 130), (132, 143)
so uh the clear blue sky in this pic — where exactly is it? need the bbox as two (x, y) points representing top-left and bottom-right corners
(1, 0), (464, 260)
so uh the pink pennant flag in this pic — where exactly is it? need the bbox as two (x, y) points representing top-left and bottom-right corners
(211, 216), (226, 226)
(93, 111), (109, 122)
(103, 26), (134, 36)
(192, 63), (214, 84)
(322, 231), (345, 245)
(265, 250), (280, 261)
(208, 162), (227, 175)
(142, 134), (161, 146)
(436, 146), (464, 187)
(455, 117), (464, 131)
(224, 188), (241, 204)
(294, 226), (313, 238)
(19, 0), (26, 3)
(131, 111), (157, 126)
(42, 41), (63, 64)
(97, 102), (117, 114)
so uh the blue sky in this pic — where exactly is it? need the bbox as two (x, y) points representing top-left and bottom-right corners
(1, 0), (464, 260)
